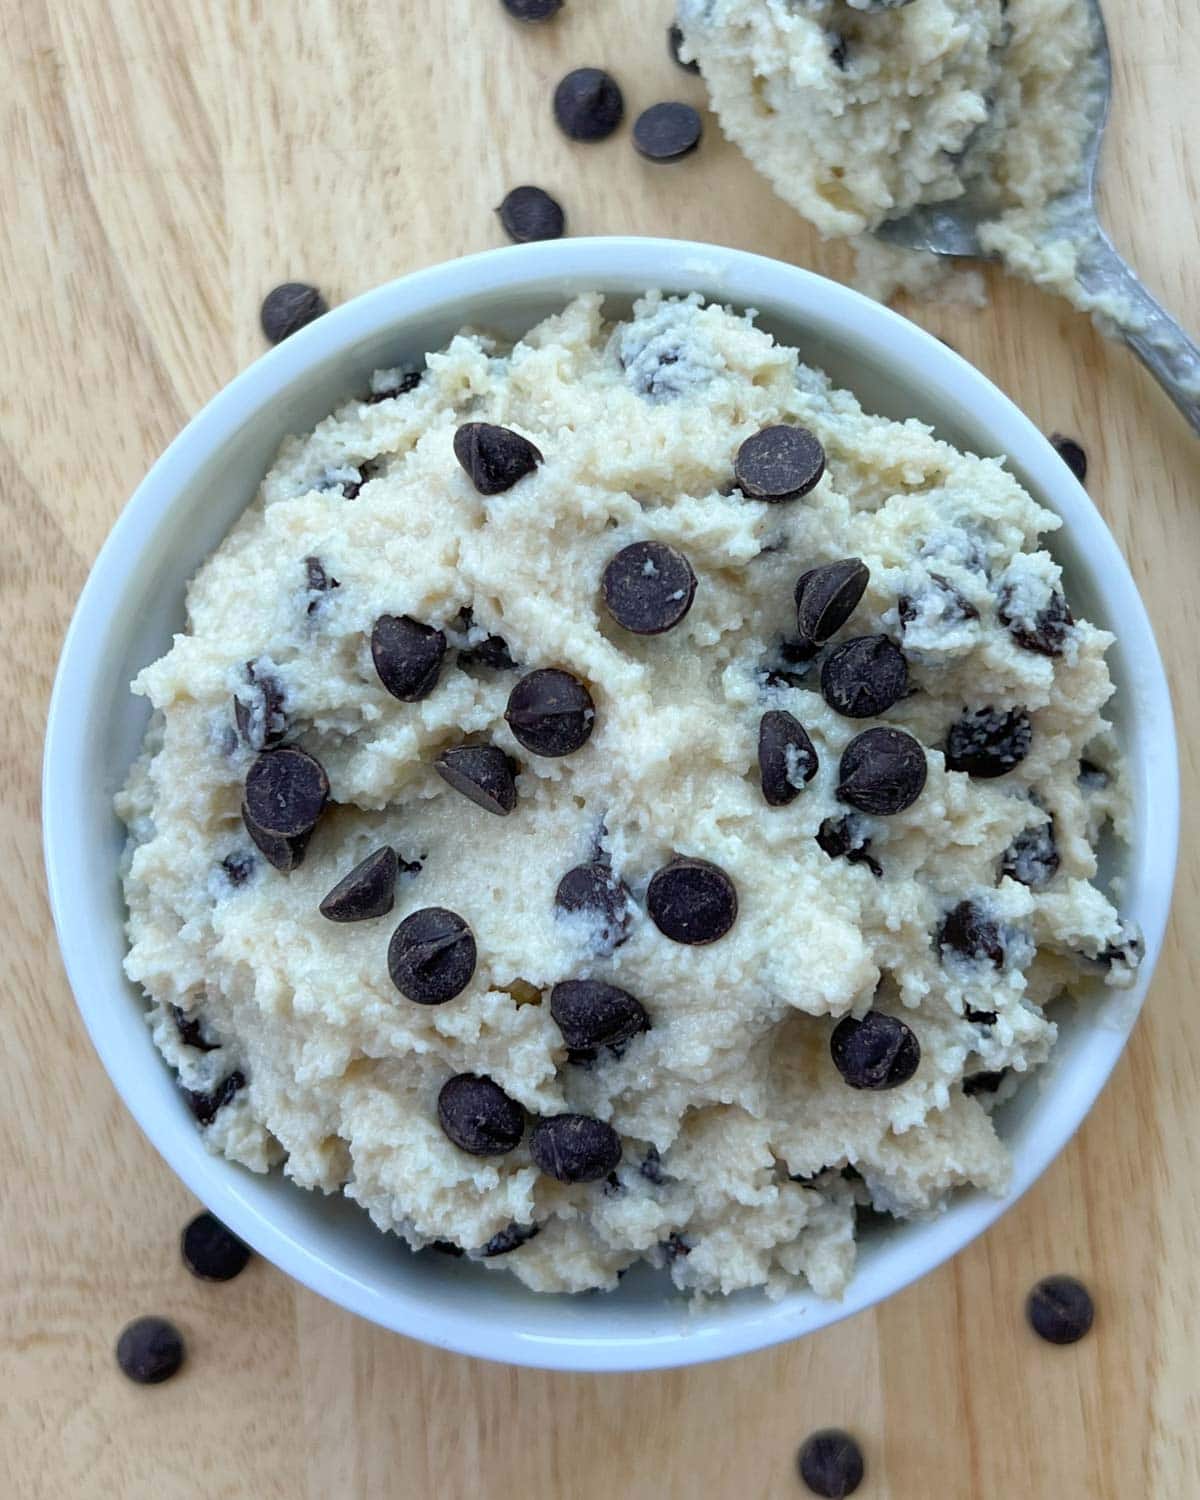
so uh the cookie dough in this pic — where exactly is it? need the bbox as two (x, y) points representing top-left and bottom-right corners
(675, 0), (1104, 308)
(118, 292), (1137, 1299)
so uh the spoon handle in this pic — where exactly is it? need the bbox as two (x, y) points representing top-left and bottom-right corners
(1074, 226), (1200, 436)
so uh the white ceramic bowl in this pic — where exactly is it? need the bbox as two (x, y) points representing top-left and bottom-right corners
(43, 238), (1177, 1372)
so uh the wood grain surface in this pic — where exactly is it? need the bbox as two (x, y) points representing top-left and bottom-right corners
(3, 0), (1198, 1495)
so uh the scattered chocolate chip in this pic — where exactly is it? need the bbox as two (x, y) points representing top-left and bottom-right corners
(998, 585), (1074, 657)
(601, 540), (697, 634)
(461, 633), (517, 671)
(829, 31), (849, 69)
(815, 816), (882, 877)
(553, 67), (624, 142)
(794, 558), (869, 644)
(371, 614), (448, 702)
(501, 0), (562, 19)
(661, 1233), (691, 1261)
(1049, 434), (1088, 484)
(1078, 757), (1109, 789)
(944, 705), (1032, 778)
(758, 709), (818, 806)
(837, 727), (927, 815)
(647, 856), (738, 945)
(367, 370), (422, 403)
(220, 851), (255, 887)
(639, 1145), (665, 1184)
(260, 282), (327, 344)
(505, 668), (595, 756)
(479, 1222), (541, 1257)
(820, 636), (908, 719)
(305, 556), (340, 612)
(241, 803), (312, 872)
(734, 425), (825, 502)
(963, 1069), (1007, 1096)
(555, 861), (632, 954)
(319, 847), (398, 922)
(797, 1429), (865, 1498)
(434, 744), (518, 816)
(181, 1211), (252, 1282)
(1027, 1274), (1094, 1345)
(388, 907), (477, 1004)
(530, 1113), (623, 1182)
(632, 101), (703, 162)
(1001, 817), (1060, 889)
(550, 979), (649, 1056)
(172, 1005), (219, 1053)
(183, 1070), (246, 1126)
(116, 1316), (186, 1385)
(1095, 923), (1144, 971)
(233, 662), (287, 750)
(966, 1006), (998, 1025)
(453, 421), (543, 495)
(437, 1073), (525, 1156)
(244, 747), (329, 837)
(667, 22), (700, 72)
(938, 900), (1004, 967)
(326, 465), (365, 501)
(830, 1012), (920, 1091)
(497, 185), (565, 243)
(429, 1239), (465, 1257)
(898, 572), (979, 631)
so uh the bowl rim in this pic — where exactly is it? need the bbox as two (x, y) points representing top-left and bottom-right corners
(42, 236), (1179, 1371)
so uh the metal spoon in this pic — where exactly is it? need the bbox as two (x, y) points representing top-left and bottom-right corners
(874, 0), (1200, 435)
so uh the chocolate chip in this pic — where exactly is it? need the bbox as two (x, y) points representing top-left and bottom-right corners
(172, 1005), (219, 1053)
(460, 634), (517, 671)
(1078, 757), (1109, 789)
(453, 421), (543, 494)
(181, 1212), (252, 1282)
(639, 1145), (665, 1184)
(428, 1239), (465, 1257)
(758, 709), (818, 806)
(661, 1233), (691, 1261)
(998, 585), (1074, 657)
(1026, 1274), (1094, 1345)
(501, 0), (562, 19)
(601, 540), (696, 634)
(220, 851), (255, 887)
(529, 1113), (623, 1182)
(667, 22), (700, 72)
(898, 571), (978, 631)
(116, 1316), (186, 1385)
(437, 1073), (525, 1156)
(388, 907), (476, 1004)
(815, 816), (882, 877)
(794, 558), (869, 644)
(963, 1069), (1007, 1096)
(260, 282), (327, 344)
(497, 185), (565, 243)
(938, 899), (1004, 966)
(550, 979), (649, 1056)
(233, 661), (287, 750)
(367, 370), (422, 402)
(632, 101), (703, 162)
(1001, 818), (1059, 889)
(553, 67), (624, 142)
(734, 425), (825, 502)
(646, 857), (738, 945)
(829, 32), (849, 69)
(797, 1429), (865, 1498)
(305, 556), (340, 612)
(244, 747), (329, 837)
(1049, 433), (1088, 484)
(555, 861), (632, 954)
(944, 705), (1032, 778)
(505, 668), (595, 757)
(434, 744), (518, 816)
(837, 727), (926, 815)
(820, 636), (908, 719)
(371, 614), (447, 701)
(241, 803), (312, 872)
(830, 1012), (920, 1090)
(183, 1070), (246, 1126)
(319, 847), (398, 922)
(478, 1222), (541, 1256)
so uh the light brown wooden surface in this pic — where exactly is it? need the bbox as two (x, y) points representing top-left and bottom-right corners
(3, 0), (1198, 1495)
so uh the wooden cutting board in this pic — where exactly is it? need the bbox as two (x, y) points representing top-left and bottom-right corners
(3, 0), (1197, 1495)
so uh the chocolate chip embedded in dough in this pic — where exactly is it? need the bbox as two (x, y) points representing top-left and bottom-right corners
(453, 421), (544, 494)
(830, 1012), (920, 1091)
(734, 425), (825, 502)
(434, 745), (519, 815)
(601, 540), (696, 635)
(437, 1073), (525, 1156)
(243, 747), (329, 837)
(388, 907), (477, 1004)
(505, 668), (595, 757)
(319, 847), (398, 922)
(646, 857), (738, 945)
(371, 614), (448, 702)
